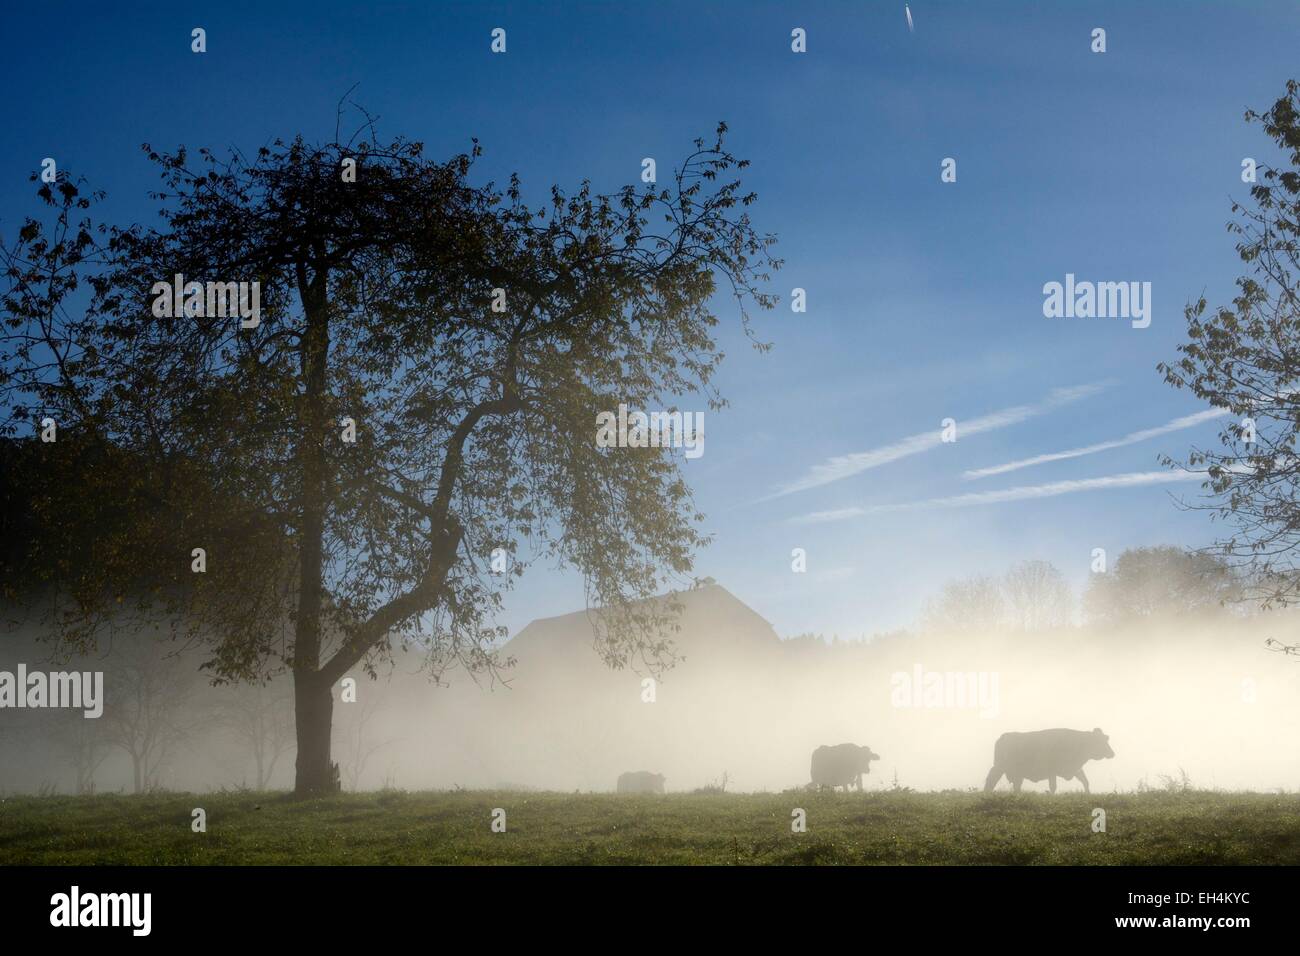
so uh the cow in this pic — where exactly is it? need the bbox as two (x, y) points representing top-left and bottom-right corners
(810, 743), (880, 792)
(617, 771), (666, 794)
(983, 727), (1114, 794)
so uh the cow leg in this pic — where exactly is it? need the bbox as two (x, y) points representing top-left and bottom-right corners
(983, 766), (1002, 792)
(1011, 777), (1023, 793)
(855, 773), (863, 792)
(1077, 769), (1090, 794)
(1048, 775), (1057, 794)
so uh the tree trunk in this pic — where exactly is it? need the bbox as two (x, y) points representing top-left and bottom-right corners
(292, 263), (333, 797)
(293, 671), (334, 795)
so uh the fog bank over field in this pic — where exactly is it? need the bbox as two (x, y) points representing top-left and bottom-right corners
(3, 573), (1298, 796)
(382, 583), (1300, 793)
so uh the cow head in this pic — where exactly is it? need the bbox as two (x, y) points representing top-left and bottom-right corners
(859, 745), (881, 773)
(1091, 728), (1115, 759)
(653, 773), (666, 789)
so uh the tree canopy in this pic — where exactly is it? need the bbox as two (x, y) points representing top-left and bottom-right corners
(1, 119), (780, 792)
(1160, 79), (1300, 608)
(1082, 546), (1239, 626)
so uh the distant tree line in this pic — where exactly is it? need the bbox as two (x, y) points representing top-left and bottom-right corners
(921, 548), (1244, 634)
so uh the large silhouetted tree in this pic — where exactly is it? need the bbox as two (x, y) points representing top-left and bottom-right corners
(1160, 79), (1300, 609)
(0, 119), (779, 793)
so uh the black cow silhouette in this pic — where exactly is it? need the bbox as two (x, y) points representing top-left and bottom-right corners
(984, 728), (1114, 794)
(810, 743), (880, 791)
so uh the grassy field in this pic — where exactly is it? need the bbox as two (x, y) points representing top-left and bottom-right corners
(2, 789), (1298, 865)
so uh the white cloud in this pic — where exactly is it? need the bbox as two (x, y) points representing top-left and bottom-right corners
(792, 468), (1206, 523)
(964, 408), (1230, 479)
(758, 382), (1109, 502)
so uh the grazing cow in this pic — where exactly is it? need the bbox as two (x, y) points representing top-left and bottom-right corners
(810, 743), (881, 791)
(983, 727), (1114, 794)
(617, 771), (666, 794)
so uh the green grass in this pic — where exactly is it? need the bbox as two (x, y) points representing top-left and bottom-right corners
(2, 790), (1298, 865)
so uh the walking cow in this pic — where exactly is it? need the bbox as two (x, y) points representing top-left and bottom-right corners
(810, 743), (880, 792)
(984, 727), (1114, 794)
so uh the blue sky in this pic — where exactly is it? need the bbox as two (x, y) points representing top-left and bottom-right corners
(3, 1), (1298, 639)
